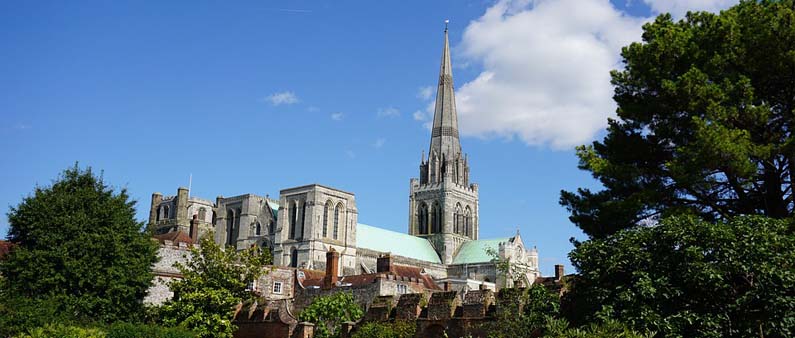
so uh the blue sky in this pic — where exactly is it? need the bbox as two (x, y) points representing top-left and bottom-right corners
(0, 0), (736, 276)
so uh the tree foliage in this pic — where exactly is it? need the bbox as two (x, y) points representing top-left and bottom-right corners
(350, 321), (415, 338)
(0, 165), (158, 323)
(485, 284), (651, 338)
(565, 215), (795, 337)
(560, 0), (795, 238)
(159, 234), (270, 338)
(298, 292), (364, 338)
(485, 285), (560, 338)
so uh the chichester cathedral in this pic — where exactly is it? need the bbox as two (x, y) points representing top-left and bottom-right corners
(147, 28), (540, 292)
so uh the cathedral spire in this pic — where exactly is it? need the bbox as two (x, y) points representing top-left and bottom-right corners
(428, 21), (462, 161)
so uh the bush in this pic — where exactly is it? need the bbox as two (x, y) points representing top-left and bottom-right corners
(105, 322), (195, 338)
(0, 296), (82, 337)
(17, 323), (105, 338)
(351, 321), (415, 338)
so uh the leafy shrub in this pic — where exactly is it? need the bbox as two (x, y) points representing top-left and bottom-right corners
(351, 321), (415, 338)
(298, 292), (363, 338)
(17, 323), (105, 338)
(105, 322), (195, 338)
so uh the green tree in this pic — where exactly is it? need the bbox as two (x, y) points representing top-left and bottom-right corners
(485, 285), (560, 338)
(542, 318), (654, 338)
(560, 0), (795, 238)
(159, 234), (270, 338)
(351, 321), (415, 338)
(298, 292), (364, 338)
(565, 215), (795, 337)
(0, 165), (158, 323)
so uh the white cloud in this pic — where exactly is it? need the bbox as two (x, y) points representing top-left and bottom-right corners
(264, 91), (299, 106)
(454, 0), (646, 149)
(417, 86), (434, 100)
(376, 107), (400, 118)
(307, 106), (320, 112)
(373, 138), (386, 148)
(331, 112), (344, 121)
(413, 110), (427, 121)
(643, 0), (736, 18)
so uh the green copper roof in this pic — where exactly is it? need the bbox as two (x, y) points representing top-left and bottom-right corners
(452, 238), (511, 264)
(267, 201), (279, 220)
(356, 223), (441, 264)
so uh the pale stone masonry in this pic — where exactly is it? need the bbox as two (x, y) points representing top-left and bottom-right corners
(147, 28), (539, 301)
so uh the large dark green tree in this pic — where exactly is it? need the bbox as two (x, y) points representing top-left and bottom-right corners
(0, 165), (158, 323)
(561, 0), (795, 238)
(565, 216), (795, 337)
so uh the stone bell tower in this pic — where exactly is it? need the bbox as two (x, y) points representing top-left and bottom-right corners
(408, 24), (479, 264)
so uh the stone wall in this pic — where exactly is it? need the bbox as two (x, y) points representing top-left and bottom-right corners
(144, 243), (192, 305)
(293, 283), (380, 314)
(238, 286), (548, 338)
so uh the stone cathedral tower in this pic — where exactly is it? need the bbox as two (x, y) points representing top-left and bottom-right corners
(409, 26), (479, 264)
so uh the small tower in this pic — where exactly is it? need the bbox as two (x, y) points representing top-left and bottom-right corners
(408, 23), (479, 264)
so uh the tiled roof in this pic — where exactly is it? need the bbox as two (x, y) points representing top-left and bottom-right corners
(356, 223), (441, 263)
(451, 237), (511, 264)
(391, 264), (442, 290)
(152, 230), (194, 245)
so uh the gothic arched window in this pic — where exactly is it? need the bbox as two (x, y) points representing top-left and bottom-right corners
(290, 247), (298, 268)
(431, 202), (442, 233)
(418, 203), (429, 235)
(454, 203), (463, 235)
(255, 222), (261, 236)
(323, 201), (331, 238)
(289, 202), (297, 239)
(465, 206), (472, 237)
(300, 201), (307, 240)
(226, 209), (235, 246)
(198, 207), (206, 220)
(163, 205), (170, 219)
(333, 203), (342, 240)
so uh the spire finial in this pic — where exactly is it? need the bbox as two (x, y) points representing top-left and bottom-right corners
(444, 19), (450, 32)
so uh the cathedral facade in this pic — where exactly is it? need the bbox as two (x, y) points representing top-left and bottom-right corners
(148, 28), (539, 291)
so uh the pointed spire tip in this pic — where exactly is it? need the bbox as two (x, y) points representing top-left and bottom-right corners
(444, 19), (449, 32)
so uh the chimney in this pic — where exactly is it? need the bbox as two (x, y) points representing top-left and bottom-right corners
(189, 215), (199, 244)
(554, 264), (564, 281)
(376, 254), (393, 273)
(323, 248), (340, 289)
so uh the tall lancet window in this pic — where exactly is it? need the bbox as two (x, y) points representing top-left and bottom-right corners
(289, 201), (297, 239)
(454, 203), (463, 235)
(300, 201), (306, 240)
(333, 203), (342, 240)
(323, 201), (331, 238)
(418, 203), (429, 234)
(431, 202), (442, 233)
(290, 247), (298, 268)
(226, 209), (235, 246)
(465, 206), (472, 237)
